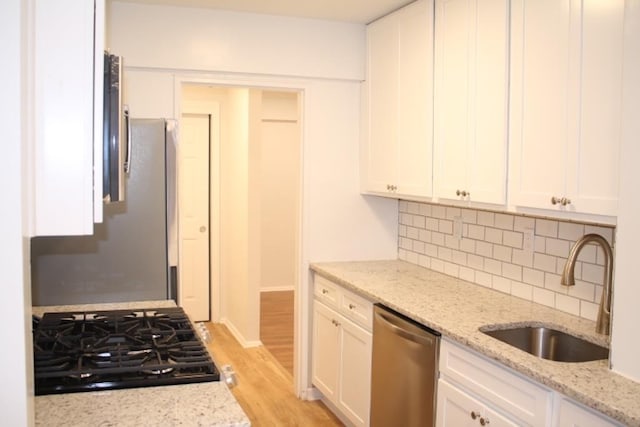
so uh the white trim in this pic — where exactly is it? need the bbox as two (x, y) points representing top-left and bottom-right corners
(173, 72), (309, 398)
(260, 287), (296, 293)
(221, 318), (263, 348)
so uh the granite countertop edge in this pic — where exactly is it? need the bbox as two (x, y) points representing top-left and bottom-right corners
(32, 300), (251, 427)
(310, 259), (640, 427)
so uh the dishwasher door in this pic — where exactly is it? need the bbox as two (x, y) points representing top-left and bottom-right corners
(370, 304), (440, 427)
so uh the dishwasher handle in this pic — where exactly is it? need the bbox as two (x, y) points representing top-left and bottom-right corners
(375, 309), (436, 346)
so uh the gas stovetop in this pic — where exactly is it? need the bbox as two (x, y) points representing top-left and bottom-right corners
(33, 306), (219, 395)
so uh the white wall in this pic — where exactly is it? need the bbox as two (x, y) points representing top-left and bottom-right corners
(109, 1), (366, 81)
(260, 92), (300, 291)
(1, 0), (34, 424)
(610, 0), (640, 382)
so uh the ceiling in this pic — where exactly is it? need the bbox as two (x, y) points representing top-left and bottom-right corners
(115, 0), (415, 24)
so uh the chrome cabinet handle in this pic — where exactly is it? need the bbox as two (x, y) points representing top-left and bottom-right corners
(471, 411), (480, 420)
(551, 196), (572, 206)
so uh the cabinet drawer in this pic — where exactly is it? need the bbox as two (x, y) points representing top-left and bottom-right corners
(314, 275), (340, 308)
(341, 290), (373, 331)
(440, 339), (552, 427)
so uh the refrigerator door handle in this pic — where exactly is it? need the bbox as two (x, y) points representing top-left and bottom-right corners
(123, 105), (131, 174)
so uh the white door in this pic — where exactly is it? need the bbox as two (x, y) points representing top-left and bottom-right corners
(179, 113), (210, 321)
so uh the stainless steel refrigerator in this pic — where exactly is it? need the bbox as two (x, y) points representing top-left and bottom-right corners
(31, 119), (178, 305)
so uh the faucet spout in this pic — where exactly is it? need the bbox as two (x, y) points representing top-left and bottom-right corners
(561, 233), (613, 335)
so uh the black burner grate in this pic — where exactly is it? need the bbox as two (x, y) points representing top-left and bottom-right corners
(33, 307), (219, 395)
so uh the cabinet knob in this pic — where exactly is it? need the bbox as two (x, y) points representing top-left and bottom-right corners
(322, 289), (329, 294)
(551, 196), (571, 206)
(348, 303), (356, 310)
(456, 189), (470, 197)
(480, 417), (490, 426)
(387, 184), (397, 192)
(471, 411), (480, 420)
(331, 319), (340, 327)
(200, 226), (207, 233)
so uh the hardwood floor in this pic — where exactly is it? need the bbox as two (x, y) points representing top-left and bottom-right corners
(205, 322), (343, 426)
(260, 290), (294, 375)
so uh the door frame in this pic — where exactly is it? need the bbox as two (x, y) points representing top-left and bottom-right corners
(173, 74), (308, 397)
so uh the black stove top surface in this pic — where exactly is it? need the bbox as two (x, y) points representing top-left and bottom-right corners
(33, 306), (219, 395)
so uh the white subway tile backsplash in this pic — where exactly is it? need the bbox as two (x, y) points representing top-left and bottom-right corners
(477, 211), (495, 227)
(461, 209), (477, 224)
(502, 263), (523, 281)
(484, 258), (502, 275)
(485, 227), (503, 244)
(533, 287), (556, 308)
(536, 219), (558, 237)
(511, 281), (533, 300)
(545, 237), (570, 258)
(397, 201), (615, 322)
(468, 224), (485, 240)
(503, 230), (523, 249)
(580, 300), (599, 322)
(495, 214), (514, 230)
(493, 245), (512, 262)
(558, 222), (585, 241)
(533, 253), (557, 273)
(556, 294), (580, 316)
(439, 219), (453, 234)
(514, 216), (535, 232)
(493, 276), (511, 293)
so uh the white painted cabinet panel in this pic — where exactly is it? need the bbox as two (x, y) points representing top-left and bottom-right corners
(554, 396), (623, 427)
(362, 0), (434, 199)
(311, 274), (373, 427)
(437, 378), (519, 427)
(434, 0), (509, 206)
(508, 0), (624, 217)
(33, 0), (105, 236)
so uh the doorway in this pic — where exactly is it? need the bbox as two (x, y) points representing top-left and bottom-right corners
(179, 84), (301, 379)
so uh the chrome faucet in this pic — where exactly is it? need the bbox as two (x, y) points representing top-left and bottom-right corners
(561, 234), (613, 335)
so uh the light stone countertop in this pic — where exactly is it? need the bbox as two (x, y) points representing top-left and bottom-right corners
(33, 300), (251, 427)
(310, 260), (640, 427)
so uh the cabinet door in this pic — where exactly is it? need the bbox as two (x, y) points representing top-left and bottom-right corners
(364, 12), (399, 194)
(509, 0), (623, 217)
(395, 0), (434, 198)
(508, 0), (576, 211)
(363, 0), (433, 198)
(434, 0), (508, 205)
(554, 397), (622, 427)
(437, 379), (518, 427)
(311, 301), (340, 401)
(338, 317), (372, 427)
(33, 0), (104, 235)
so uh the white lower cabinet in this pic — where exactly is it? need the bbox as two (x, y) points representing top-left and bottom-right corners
(553, 396), (623, 427)
(312, 276), (372, 427)
(437, 338), (623, 427)
(437, 378), (519, 427)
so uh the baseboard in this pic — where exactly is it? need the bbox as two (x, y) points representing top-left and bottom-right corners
(260, 287), (295, 293)
(220, 317), (262, 348)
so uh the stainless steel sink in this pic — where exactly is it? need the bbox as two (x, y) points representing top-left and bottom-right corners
(481, 326), (608, 362)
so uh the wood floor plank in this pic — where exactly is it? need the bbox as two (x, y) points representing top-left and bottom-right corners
(260, 290), (294, 375)
(206, 322), (343, 426)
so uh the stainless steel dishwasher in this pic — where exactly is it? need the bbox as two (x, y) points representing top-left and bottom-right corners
(370, 304), (440, 427)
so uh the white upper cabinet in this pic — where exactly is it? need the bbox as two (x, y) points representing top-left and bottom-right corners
(32, 0), (105, 236)
(433, 0), (509, 206)
(361, 0), (434, 199)
(508, 0), (624, 218)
